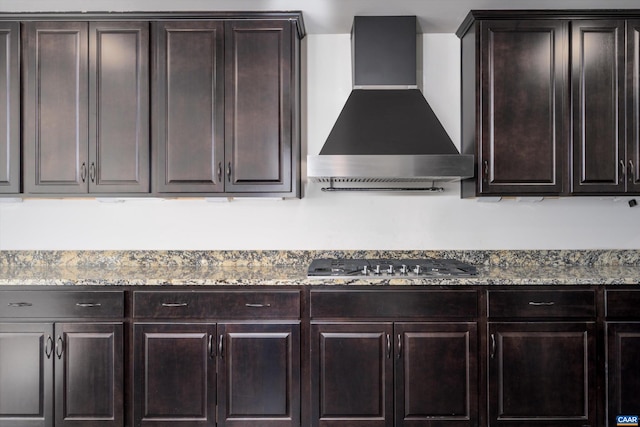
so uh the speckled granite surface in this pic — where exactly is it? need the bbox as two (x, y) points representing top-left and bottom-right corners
(0, 250), (638, 286)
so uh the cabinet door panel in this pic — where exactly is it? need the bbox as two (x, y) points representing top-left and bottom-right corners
(89, 21), (149, 193)
(55, 323), (123, 427)
(607, 323), (640, 427)
(0, 323), (53, 427)
(23, 21), (89, 194)
(218, 322), (300, 427)
(225, 20), (292, 193)
(396, 323), (477, 427)
(153, 21), (224, 193)
(488, 322), (596, 427)
(311, 322), (393, 427)
(134, 323), (216, 427)
(572, 20), (625, 193)
(479, 20), (567, 195)
(627, 20), (640, 192)
(0, 22), (19, 193)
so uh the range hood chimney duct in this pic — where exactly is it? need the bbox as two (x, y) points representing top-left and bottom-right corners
(307, 16), (474, 191)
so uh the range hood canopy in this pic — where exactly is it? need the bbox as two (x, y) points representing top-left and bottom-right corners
(307, 16), (474, 185)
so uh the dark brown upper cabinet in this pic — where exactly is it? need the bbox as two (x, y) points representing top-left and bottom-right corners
(0, 22), (19, 194)
(474, 19), (568, 196)
(459, 11), (640, 197)
(23, 21), (150, 195)
(154, 18), (300, 197)
(572, 20), (626, 194)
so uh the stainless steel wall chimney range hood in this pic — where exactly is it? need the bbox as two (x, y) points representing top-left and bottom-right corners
(307, 16), (474, 191)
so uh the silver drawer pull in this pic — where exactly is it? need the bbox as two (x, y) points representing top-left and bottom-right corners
(76, 302), (102, 308)
(162, 302), (188, 308)
(8, 302), (33, 307)
(529, 301), (555, 306)
(245, 303), (271, 308)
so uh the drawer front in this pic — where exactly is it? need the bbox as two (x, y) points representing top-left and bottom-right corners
(0, 290), (124, 318)
(310, 290), (478, 319)
(606, 290), (640, 318)
(488, 290), (595, 318)
(134, 290), (300, 319)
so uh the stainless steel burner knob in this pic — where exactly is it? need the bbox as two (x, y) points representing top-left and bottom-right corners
(373, 265), (381, 275)
(400, 265), (408, 275)
(387, 265), (394, 274)
(362, 265), (369, 275)
(413, 265), (421, 274)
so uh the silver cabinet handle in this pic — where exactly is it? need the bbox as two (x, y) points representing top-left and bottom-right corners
(397, 334), (402, 359)
(219, 334), (224, 359)
(245, 303), (271, 308)
(161, 302), (188, 308)
(8, 302), (32, 307)
(528, 301), (555, 306)
(45, 336), (54, 359)
(630, 160), (636, 183)
(208, 334), (214, 359)
(76, 302), (102, 308)
(217, 162), (222, 182)
(56, 335), (64, 359)
(620, 160), (626, 183)
(226, 162), (231, 182)
(89, 162), (96, 183)
(490, 333), (496, 359)
(386, 334), (391, 359)
(81, 162), (87, 183)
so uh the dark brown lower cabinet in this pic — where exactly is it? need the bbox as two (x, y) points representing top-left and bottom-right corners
(607, 323), (640, 427)
(134, 322), (300, 427)
(488, 322), (596, 427)
(311, 322), (477, 427)
(0, 322), (123, 427)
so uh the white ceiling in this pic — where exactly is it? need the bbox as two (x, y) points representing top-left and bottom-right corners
(5, 0), (640, 33)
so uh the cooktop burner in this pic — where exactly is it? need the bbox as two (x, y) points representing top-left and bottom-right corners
(307, 258), (477, 278)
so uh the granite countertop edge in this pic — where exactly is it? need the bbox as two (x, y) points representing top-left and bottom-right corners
(0, 250), (639, 287)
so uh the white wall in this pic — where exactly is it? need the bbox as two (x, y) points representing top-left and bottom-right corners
(0, 33), (639, 250)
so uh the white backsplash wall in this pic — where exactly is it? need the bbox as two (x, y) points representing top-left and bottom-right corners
(0, 33), (639, 250)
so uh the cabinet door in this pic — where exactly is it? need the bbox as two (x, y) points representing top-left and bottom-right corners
(134, 323), (216, 427)
(478, 20), (567, 195)
(488, 322), (596, 427)
(153, 21), (225, 193)
(55, 323), (123, 427)
(311, 322), (393, 427)
(607, 323), (640, 427)
(572, 20), (626, 193)
(0, 22), (19, 193)
(627, 20), (640, 192)
(225, 20), (293, 193)
(89, 21), (149, 193)
(0, 323), (53, 427)
(218, 322), (300, 427)
(23, 21), (89, 194)
(395, 323), (477, 427)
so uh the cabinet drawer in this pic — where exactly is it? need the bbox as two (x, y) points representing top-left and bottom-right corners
(134, 290), (300, 319)
(310, 290), (478, 318)
(0, 290), (124, 318)
(606, 290), (640, 318)
(488, 290), (595, 318)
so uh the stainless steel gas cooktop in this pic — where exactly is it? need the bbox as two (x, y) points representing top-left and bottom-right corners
(307, 258), (477, 279)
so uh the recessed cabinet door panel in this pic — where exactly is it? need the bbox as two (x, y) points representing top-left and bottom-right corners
(89, 22), (149, 193)
(627, 21), (640, 192)
(23, 21), (89, 194)
(134, 323), (216, 427)
(479, 20), (567, 195)
(0, 22), (19, 193)
(607, 323), (640, 427)
(488, 322), (596, 427)
(225, 20), (292, 193)
(153, 21), (225, 193)
(218, 322), (300, 427)
(55, 323), (123, 427)
(572, 20), (625, 193)
(395, 323), (477, 427)
(311, 322), (393, 427)
(0, 323), (53, 427)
